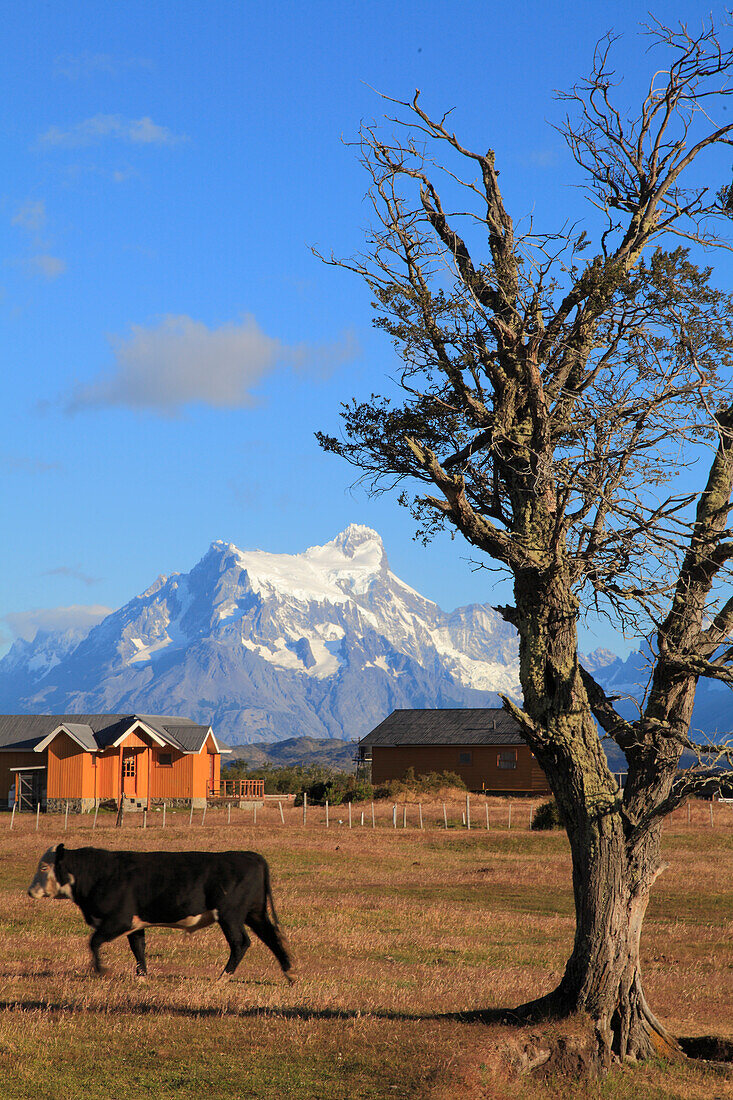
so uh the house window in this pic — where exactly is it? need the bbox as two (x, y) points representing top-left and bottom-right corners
(122, 754), (136, 778)
(157, 752), (173, 767)
(497, 751), (517, 770)
(458, 751), (472, 765)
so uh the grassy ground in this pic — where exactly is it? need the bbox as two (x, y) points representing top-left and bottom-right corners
(0, 794), (731, 1098)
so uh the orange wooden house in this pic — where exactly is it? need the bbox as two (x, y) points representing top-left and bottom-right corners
(0, 713), (232, 813)
(358, 708), (550, 795)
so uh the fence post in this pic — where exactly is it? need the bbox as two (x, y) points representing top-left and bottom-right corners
(392, 804), (397, 829)
(65, 801), (69, 831)
(188, 803), (194, 827)
(403, 805), (407, 829)
(443, 802), (448, 829)
(202, 803), (207, 827)
(303, 791), (307, 826)
(529, 806), (534, 830)
(36, 803), (40, 831)
(710, 801), (714, 828)
(486, 803), (490, 830)
(361, 811), (365, 827)
(325, 800), (329, 828)
(419, 803), (423, 830)
(228, 802), (231, 825)
(162, 802), (166, 828)
(349, 802), (352, 829)
(143, 809), (147, 830)
(93, 803), (99, 830)
(508, 801), (512, 830)
(279, 801), (284, 825)
(253, 803), (257, 825)
(371, 801), (376, 829)
(10, 804), (16, 830)
(466, 794), (471, 830)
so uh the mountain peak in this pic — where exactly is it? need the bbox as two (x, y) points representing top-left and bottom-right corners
(329, 524), (383, 557)
(209, 539), (238, 556)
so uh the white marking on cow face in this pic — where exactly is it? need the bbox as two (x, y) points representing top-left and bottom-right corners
(27, 846), (74, 900)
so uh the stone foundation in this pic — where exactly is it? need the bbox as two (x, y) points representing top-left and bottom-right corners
(46, 798), (83, 814)
(149, 798), (203, 809)
(44, 796), (207, 813)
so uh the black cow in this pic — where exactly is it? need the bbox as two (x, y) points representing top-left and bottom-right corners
(28, 844), (295, 982)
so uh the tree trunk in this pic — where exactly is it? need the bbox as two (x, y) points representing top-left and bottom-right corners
(513, 568), (679, 1066)
(537, 817), (677, 1065)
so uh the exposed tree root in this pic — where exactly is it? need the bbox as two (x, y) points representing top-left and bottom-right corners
(502, 985), (682, 1075)
(502, 1019), (733, 1083)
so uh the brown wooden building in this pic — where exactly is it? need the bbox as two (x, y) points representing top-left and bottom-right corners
(359, 708), (550, 795)
(0, 713), (230, 812)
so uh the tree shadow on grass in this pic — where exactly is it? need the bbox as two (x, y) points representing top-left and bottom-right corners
(0, 995), (506, 1024)
(0, 995), (731, 1064)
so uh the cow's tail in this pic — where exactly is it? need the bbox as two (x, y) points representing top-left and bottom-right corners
(261, 858), (296, 982)
(263, 859), (280, 926)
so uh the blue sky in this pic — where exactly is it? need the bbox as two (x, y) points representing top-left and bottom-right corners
(2, 0), (730, 658)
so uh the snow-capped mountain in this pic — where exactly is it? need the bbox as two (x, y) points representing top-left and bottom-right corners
(0, 525), (522, 744)
(586, 645), (733, 740)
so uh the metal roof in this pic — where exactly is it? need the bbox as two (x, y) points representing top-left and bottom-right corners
(53, 723), (97, 751)
(0, 714), (221, 754)
(159, 723), (213, 752)
(359, 708), (525, 747)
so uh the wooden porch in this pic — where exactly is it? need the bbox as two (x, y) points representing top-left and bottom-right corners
(209, 778), (265, 801)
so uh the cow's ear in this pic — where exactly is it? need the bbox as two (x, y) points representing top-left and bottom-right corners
(54, 844), (68, 883)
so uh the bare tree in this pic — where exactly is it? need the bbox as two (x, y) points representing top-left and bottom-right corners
(318, 19), (733, 1065)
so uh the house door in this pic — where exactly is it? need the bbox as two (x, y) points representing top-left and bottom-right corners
(208, 753), (216, 796)
(18, 771), (42, 811)
(122, 750), (138, 797)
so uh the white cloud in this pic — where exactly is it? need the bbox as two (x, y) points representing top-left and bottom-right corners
(38, 114), (185, 149)
(22, 254), (67, 280)
(53, 53), (154, 80)
(3, 605), (111, 642)
(41, 566), (100, 586)
(0, 454), (62, 474)
(64, 313), (358, 414)
(12, 200), (46, 232)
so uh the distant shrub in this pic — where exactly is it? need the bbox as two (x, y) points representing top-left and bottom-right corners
(373, 768), (467, 799)
(225, 760), (349, 796)
(342, 778), (375, 803)
(292, 774), (374, 806)
(531, 798), (564, 830)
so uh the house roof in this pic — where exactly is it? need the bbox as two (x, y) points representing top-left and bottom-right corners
(0, 714), (225, 754)
(359, 708), (526, 747)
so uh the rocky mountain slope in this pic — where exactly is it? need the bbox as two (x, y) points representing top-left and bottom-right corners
(0, 525), (522, 744)
(226, 737), (355, 771)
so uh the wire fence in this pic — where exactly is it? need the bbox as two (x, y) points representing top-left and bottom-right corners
(5, 791), (733, 835)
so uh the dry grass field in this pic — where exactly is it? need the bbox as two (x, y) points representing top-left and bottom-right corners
(0, 793), (732, 1099)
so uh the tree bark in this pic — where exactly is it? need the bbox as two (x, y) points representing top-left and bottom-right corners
(546, 821), (676, 1065)
(512, 569), (679, 1066)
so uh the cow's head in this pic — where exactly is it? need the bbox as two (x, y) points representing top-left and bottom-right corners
(27, 844), (74, 900)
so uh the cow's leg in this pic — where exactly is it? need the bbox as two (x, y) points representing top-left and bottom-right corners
(89, 920), (133, 975)
(246, 914), (296, 983)
(128, 929), (147, 976)
(89, 929), (117, 975)
(217, 913), (251, 980)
